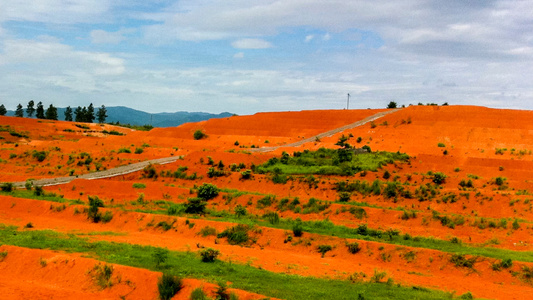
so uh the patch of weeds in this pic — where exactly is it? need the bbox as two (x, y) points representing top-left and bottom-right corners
(132, 183), (146, 189)
(491, 258), (513, 271)
(0, 250), (7, 261)
(217, 224), (252, 245)
(190, 288), (209, 300)
(402, 251), (417, 262)
(158, 273), (182, 300)
(199, 248), (220, 262)
(346, 242), (361, 254)
(156, 221), (174, 231)
(370, 269), (387, 283)
(450, 254), (478, 269)
(153, 248), (169, 268)
(89, 263), (114, 289)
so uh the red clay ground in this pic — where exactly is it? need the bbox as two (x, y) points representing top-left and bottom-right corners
(1, 105), (533, 299)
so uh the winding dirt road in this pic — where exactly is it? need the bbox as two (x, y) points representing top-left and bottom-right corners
(5, 109), (399, 188)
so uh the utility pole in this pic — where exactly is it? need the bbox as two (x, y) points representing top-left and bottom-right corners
(347, 93), (350, 110)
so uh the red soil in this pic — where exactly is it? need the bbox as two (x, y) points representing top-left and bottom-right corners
(1, 106), (533, 299)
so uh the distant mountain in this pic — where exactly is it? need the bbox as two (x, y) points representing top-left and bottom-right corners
(4, 106), (234, 127)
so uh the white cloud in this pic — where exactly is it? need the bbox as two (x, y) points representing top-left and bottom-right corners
(322, 33), (331, 41)
(304, 35), (314, 42)
(231, 38), (272, 49)
(233, 52), (244, 59)
(0, 0), (113, 23)
(90, 29), (135, 44)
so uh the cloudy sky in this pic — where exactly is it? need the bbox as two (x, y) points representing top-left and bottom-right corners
(0, 0), (532, 114)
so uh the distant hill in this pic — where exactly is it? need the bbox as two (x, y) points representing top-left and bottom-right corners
(5, 106), (234, 127)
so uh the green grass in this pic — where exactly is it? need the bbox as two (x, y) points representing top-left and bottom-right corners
(0, 225), (452, 300)
(256, 149), (409, 176)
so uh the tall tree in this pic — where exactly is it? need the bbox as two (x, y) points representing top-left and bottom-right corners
(96, 105), (107, 123)
(26, 100), (35, 117)
(0, 104), (7, 116)
(87, 103), (95, 123)
(64, 106), (73, 121)
(81, 107), (88, 122)
(15, 104), (24, 117)
(36, 101), (45, 119)
(74, 106), (83, 122)
(45, 104), (58, 120)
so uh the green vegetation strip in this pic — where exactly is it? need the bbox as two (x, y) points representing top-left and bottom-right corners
(0, 225), (452, 300)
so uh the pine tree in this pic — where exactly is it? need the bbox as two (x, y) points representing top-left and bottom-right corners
(26, 100), (35, 117)
(96, 105), (107, 123)
(87, 103), (95, 123)
(15, 104), (24, 117)
(0, 104), (7, 116)
(36, 102), (45, 119)
(45, 104), (58, 120)
(64, 106), (73, 121)
(74, 106), (83, 122)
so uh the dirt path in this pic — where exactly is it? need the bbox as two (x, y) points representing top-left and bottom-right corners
(8, 156), (180, 188)
(250, 109), (400, 152)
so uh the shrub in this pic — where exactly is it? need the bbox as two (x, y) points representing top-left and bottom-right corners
(117, 147), (131, 154)
(215, 282), (230, 300)
(437, 143), (446, 147)
(199, 226), (217, 237)
(34, 186), (44, 196)
(190, 288), (209, 300)
(292, 221), (304, 237)
(263, 211), (280, 225)
(197, 183), (219, 200)
(32, 151), (47, 162)
(387, 101), (397, 109)
(185, 198), (207, 214)
(234, 204), (247, 217)
(90, 264), (114, 289)
(207, 167), (226, 178)
(217, 224), (251, 245)
(199, 248), (220, 262)
(156, 221), (173, 231)
(317, 244), (333, 257)
(240, 169), (252, 179)
(450, 254), (478, 269)
(338, 192), (351, 202)
(142, 164), (158, 179)
(432, 172), (447, 184)
(100, 211), (113, 223)
(494, 177), (506, 186)
(134, 147), (144, 154)
(158, 274), (182, 300)
(1, 182), (14, 192)
(88, 196), (105, 223)
(193, 130), (206, 140)
(346, 242), (361, 254)
(132, 183), (146, 189)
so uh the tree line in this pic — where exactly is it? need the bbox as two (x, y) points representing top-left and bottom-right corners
(0, 101), (108, 123)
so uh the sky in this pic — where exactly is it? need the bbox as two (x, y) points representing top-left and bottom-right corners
(0, 0), (532, 115)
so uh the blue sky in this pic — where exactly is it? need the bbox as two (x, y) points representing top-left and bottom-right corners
(0, 0), (532, 114)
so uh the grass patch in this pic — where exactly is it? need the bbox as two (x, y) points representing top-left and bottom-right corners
(0, 226), (452, 300)
(256, 148), (409, 176)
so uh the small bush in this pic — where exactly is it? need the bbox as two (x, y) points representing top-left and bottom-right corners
(158, 274), (182, 300)
(197, 183), (219, 200)
(199, 248), (220, 262)
(346, 242), (361, 254)
(432, 172), (447, 184)
(1, 182), (14, 192)
(132, 183), (146, 189)
(156, 221), (173, 231)
(217, 224), (251, 245)
(134, 147), (144, 154)
(292, 221), (304, 237)
(193, 130), (206, 140)
(90, 264), (114, 289)
(199, 226), (217, 237)
(437, 143), (446, 148)
(317, 244), (333, 257)
(185, 198), (207, 214)
(100, 211), (113, 223)
(88, 196), (105, 223)
(32, 151), (47, 162)
(117, 147), (131, 154)
(450, 254), (478, 269)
